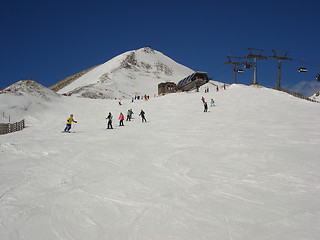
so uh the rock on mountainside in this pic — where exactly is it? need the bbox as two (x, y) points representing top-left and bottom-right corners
(49, 65), (100, 93)
(53, 47), (194, 99)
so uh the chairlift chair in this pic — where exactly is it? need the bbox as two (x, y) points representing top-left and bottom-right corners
(244, 62), (252, 69)
(298, 67), (308, 72)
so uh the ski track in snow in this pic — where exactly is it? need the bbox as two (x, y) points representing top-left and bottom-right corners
(1, 84), (320, 239)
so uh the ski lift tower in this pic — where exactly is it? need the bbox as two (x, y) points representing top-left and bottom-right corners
(316, 66), (320, 81)
(244, 48), (267, 85)
(268, 50), (292, 89)
(224, 56), (245, 84)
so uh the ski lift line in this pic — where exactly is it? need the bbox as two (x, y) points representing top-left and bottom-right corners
(248, 48), (264, 52)
(292, 59), (320, 74)
(211, 63), (229, 73)
(212, 68), (230, 77)
(290, 57), (320, 67)
(224, 49), (320, 85)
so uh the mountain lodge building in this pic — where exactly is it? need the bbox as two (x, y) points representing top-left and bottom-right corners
(158, 82), (176, 95)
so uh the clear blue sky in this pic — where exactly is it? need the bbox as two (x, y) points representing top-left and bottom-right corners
(1, 0), (320, 96)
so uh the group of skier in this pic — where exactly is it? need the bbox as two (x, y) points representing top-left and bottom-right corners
(199, 83), (227, 112)
(104, 109), (145, 129)
(62, 84), (227, 132)
(63, 109), (147, 132)
(133, 94), (150, 101)
(201, 96), (216, 112)
(105, 109), (147, 129)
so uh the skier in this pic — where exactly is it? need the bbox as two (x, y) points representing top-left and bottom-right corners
(106, 112), (113, 129)
(126, 109), (134, 121)
(119, 112), (125, 126)
(204, 102), (208, 112)
(210, 99), (215, 107)
(201, 96), (205, 103)
(139, 109), (147, 122)
(63, 114), (77, 132)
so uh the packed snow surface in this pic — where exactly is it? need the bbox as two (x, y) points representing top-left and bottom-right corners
(1, 84), (320, 240)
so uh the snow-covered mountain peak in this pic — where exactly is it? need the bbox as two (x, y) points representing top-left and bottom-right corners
(0, 80), (59, 101)
(0, 80), (60, 123)
(54, 47), (194, 99)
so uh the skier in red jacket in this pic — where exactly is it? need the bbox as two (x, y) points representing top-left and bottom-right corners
(119, 112), (125, 126)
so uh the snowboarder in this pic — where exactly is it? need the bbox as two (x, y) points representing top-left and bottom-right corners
(119, 112), (125, 126)
(204, 102), (208, 112)
(139, 109), (147, 122)
(201, 96), (205, 103)
(63, 114), (77, 132)
(106, 112), (113, 129)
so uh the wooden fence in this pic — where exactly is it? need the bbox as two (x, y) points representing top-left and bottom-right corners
(276, 87), (319, 103)
(0, 119), (25, 135)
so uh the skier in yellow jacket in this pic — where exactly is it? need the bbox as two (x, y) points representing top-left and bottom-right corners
(63, 114), (77, 132)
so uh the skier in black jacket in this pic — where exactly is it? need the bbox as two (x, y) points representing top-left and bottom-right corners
(106, 112), (113, 129)
(139, 109), (147, 122)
